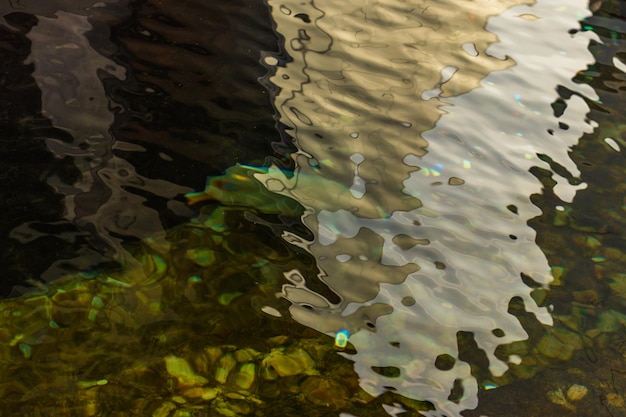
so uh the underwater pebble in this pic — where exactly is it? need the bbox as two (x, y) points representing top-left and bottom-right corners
(547, 388), (575, 410)
(165, 355), (209, 387)
(152, 401), (177, 417)
(233, 363), (256, 390)
(215, 353), (237, 384)
(566, 384), (588, 401)
(234, 348), (261, 362)
(606, 393), (624, 407)
(547, 388), (567, 405)
(585, 236), (602, 249)
(537, 328), (581, 360)
(182, 386), (220, 401)
(262, 347), (316, 378)
(301, 376), (350, 408)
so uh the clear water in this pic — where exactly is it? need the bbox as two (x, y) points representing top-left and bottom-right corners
(0, 0), (625, 416)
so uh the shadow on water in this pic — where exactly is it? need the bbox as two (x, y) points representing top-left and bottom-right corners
(0, 0), (625, 416)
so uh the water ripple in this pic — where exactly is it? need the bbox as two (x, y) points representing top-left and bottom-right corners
(263, 0), (598, 414)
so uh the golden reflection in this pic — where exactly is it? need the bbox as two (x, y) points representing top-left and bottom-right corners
(262, 0), (599, 414)
(265, 0), (529, 219)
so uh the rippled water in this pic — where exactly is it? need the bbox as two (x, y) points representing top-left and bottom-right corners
(0, 0), (625, 416)
(262, 0), (599, 414)
(1, 0), (287, 291)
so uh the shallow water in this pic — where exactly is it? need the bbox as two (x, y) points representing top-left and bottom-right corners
(0, 0), (625, 416)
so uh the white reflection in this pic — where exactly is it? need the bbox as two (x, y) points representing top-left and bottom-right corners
(604, 137), (620, 152)
(614, 56), (626, 73)
(265, 0), (598, 415)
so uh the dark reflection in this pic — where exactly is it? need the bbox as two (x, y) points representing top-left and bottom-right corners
(108, 0), (294, 171)
(0, 0), (291, 295)
(0, 11), (86, 295)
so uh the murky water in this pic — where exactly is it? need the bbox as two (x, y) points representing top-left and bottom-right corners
(0, 0), (625, 416)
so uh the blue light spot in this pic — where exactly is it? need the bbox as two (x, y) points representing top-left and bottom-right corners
(335, 329), (350, 348)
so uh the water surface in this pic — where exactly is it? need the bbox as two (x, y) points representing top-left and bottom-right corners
(0, 0), (625, 416)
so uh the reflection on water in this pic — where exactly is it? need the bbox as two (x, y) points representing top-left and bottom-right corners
(261, 0), (596, 414)
(19, 9), (194, 278)
(0, 0), (625, 416)
(0, 0), (286, 290)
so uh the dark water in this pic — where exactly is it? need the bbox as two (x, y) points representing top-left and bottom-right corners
(0, 0), (625, 416)
(0, 0), (291, 294)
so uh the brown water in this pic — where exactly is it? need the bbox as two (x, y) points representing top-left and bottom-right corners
(0, 0), (625, 416)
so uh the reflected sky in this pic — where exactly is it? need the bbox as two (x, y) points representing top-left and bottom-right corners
(262, 0), (598, 414)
